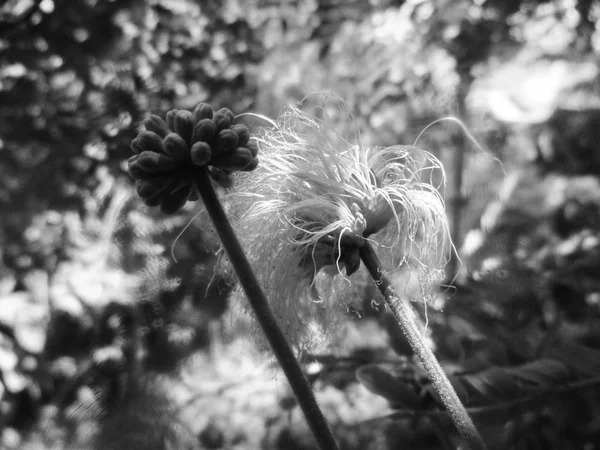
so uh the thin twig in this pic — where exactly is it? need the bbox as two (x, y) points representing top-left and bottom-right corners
(359, 241), (487, 450)
(193, 169), (339, 450)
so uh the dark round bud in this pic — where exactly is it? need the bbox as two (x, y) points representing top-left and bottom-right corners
(140, 176), (173, 194)
(192, 119), (217, 143)
(166, 110), (178, 131)
(214, 129), (239, 156)
(240, 157), (259, 172)
(160, 184), (191, 215)
(215, 107), (235, 123)
(136, 179), (166, 201)
(193, 103), (214, 122)
(134, 131), (164, 154)
(144, 115), (170, 138)
(142, 193), (165, 207)
(218, 147), (252, 170)
(246, 140), (259, 158)
(163, 133), (190, 162)
(140, 181), (177, 206)
(190, 141), (212, 166)
(174, 110), (195, 145)
(212, 113), (231, 132)
(131, 138), (144, 155)
(128, 160), (150, 179)
(231, 124), (250, 146)
(137, 151), (180, 173)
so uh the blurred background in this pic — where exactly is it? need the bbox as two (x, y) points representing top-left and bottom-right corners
(1, 0), (600, 449)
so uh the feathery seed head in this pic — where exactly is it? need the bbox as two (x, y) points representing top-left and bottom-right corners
(228, 103), (452, 351)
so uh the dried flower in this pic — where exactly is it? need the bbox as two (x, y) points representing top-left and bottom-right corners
(228, 104), (451, 350)
(128, 103), (259, 214)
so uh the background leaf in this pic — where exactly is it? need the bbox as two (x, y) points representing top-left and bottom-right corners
(356, 364), (422, 410)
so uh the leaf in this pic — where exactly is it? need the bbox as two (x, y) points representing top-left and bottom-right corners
(509, 358), (571, 389)
(462, 371), (512, 404)
(483, 367), (522, 397)
(432, 359), (571, 409)
(542, 340), (600, 377)
(448, 372), (510, 407)
(356, 364), (421, 410)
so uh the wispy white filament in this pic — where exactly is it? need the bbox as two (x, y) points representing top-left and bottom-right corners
(227, 102), (452, 352)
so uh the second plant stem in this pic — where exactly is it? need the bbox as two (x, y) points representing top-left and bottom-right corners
(193, 169), (339, 450)
(359, 241), (487, 450)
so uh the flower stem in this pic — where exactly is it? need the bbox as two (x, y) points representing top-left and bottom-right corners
(359, 241), (487, 450)
(193, 169), (339, 450)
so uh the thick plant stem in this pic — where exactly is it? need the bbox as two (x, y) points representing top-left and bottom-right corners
(193, 169), (339, 450)
(359, 241), (487, 450)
